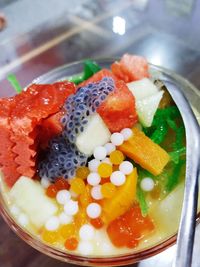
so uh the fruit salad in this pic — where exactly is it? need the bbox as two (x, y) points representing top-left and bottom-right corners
(0, 54), (188, 256)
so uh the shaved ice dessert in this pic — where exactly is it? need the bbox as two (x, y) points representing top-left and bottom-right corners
(0, 54), (189, 258)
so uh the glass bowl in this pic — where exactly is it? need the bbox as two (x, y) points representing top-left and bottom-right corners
(0, 59), (200, 266)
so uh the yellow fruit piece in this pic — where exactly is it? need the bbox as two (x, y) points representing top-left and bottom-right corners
(101, 182), (117, 198)
(42, 229), (58, 244)
(76, 166), (90, 180)
(59, 224), (76, 239)
(110, 150), (125, 165)
(101, 168), (138, 224)
(74, 208), (88, 228)
(70, 178), (86, 195)
(98, 163), (113, 178)
(79, 185), (91, 208)
(119, 128), (170, 176)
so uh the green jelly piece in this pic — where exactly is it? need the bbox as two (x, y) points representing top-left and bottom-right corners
(137, 187), (149, 217)
(68, 60), (101, 85)
(165, 159), (185, 192)
(7, 74), (22, 94)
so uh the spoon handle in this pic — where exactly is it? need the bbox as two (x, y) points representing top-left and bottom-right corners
(164, 81), (200, 267)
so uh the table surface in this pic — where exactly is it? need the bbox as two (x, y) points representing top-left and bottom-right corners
(0, 0), (200, 266)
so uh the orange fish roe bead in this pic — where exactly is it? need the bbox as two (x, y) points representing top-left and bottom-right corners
(100, 177), (110, 185)
(79, 185), (91, 208)
(112, 165), (119, 171)
(46, 184), (58, 198)
(42, 229), (58, 244)
(70, 178), (86, 195)
(55, 177), (69, 190)
(65, 237), (78, 251)
(76, 166), (90, 180)
(59, 224), (76, 239)
(98, 163), (113, 178)
(101, 183), (117, 198)
(90, 217), (104, 229)
(110, 150), (125, 165)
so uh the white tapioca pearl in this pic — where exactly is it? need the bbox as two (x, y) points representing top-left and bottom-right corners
(45, 216), (60, 231)
(78, 241), (94, 255)
(18, 213), (29, 226)
(93, 146), (107, 160)
(10, 205), (20, 216)
(86, 203), (102, 219)
(40, 177), (51, 188)
(140, 177), (155, 192)
(56, 190), (71, 205)
(64, 200), (79, 215)
(120, 128), (133, 140)
(119, 161), (134, 175)
(58, 212), (73, 224)
(91, 185), (103, 200)
(79, 224), (95, 241)
(110, 133), (124, 146)
(104, 143), (116, 155)
(110, 171), (126, 186)
(88, 159), (100, 172)
(87, 172), (101, 186)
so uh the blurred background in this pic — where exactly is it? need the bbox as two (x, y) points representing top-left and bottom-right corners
(0, 0), (200, 97)
(0, 0), (200, 266)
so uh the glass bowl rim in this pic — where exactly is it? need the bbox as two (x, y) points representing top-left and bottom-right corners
(0, 57), (200, 266)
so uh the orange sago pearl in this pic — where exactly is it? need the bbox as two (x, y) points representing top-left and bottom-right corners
(46, 184), (58, 198)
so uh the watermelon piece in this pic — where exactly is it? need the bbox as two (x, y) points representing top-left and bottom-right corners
(0, 98), (20, 187)
(77, 69), (117, 88)
(39, 110), (64, 149)
(97, 80), (138, 132)
(111, 54), (149, 83)
(10, 118), (37, 178)
(13, 81), (76, 120)
(0, 81), (75, 187)
(10, 82), (76, 179)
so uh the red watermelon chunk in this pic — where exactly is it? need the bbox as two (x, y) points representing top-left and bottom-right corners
(111, 54), (149, 82)
(10, 81), (75, 180)
(38, 110), (64, 149)
(13, 81), (75, 120)
(97, 80), (138, 132)
(78, 69), (117, 88)
(0, 81), (75, 187)
(0, 98), (21, 187)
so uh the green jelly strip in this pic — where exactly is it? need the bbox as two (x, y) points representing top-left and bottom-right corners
(169, 147), (186, 164)
(68, 74), (85, 85)
(144, 106), (180, 144)
(165, 159), (185, 192)
(153, 106), (180, 123)
(83, 59), (101, 80)
(166, 118), (177, 131)
(137, 187), (149, 217)
(7, 74), (22, 94)
(151, 121), (168, 144)
(68, 59), (101, 85)
(145, 106), (185, 155)
(173, 126), (185, 151)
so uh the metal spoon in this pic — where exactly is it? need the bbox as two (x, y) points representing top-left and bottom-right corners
(163, 80), (200, 267)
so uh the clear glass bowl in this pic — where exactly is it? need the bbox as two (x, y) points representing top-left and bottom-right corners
(0, 59), (200, 266)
